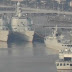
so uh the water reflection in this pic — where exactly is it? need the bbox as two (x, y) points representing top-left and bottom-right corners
(0, 41), (8, 56)
(33, 42), (46, 56)
(0, 41), (58, 56)
(45, 47), (58, 55)
(57, 70), (72, 72)
(0, 41), (58, 72)
(8, 42), (33, 56)
(33, 42), (58, 56)
(23, 42), (33, 56)
(0, 41), (8, 48)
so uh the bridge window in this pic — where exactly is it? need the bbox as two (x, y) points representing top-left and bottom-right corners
(60, 63), (62, 66)
(57, 63), (59, 66)
(67, 63), (69, 65)
(70, 64), (72, 66)
(64, 57), (71, 61)
(63, 63), (65, 66)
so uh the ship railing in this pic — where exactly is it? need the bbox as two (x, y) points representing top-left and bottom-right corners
(56, 59), (72, 62)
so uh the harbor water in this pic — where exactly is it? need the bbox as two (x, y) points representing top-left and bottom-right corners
(0, 41), (58, 72)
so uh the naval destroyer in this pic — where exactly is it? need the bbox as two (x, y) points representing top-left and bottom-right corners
(11, 2), (34, 42)
(0, 15), (9, 42)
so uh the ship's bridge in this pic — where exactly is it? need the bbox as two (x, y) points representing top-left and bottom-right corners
(59, 48), (72, 61)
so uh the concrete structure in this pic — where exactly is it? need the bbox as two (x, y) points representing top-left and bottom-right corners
(0, 17), (9, 42)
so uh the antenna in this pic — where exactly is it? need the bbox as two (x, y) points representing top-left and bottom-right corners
(16, 1), (22, 17)
(17, 1), (21, 7)
(55, 25), (58, 32)
(52, 25), (58, 37)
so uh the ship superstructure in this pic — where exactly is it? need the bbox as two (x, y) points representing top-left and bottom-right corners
(11, 2), (34, 42)
(56, 47), (72, 70)
(0, 14), (9, 42)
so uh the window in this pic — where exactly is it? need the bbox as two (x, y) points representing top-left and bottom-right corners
(67, 63), (69, 65)
(57, 63), (59, 66)
(62, 45), (63, 46)
(70, 64), (72, 66)
(63, 63), (65, 66)
(60, 63), (62, 66)
(64, 57), (71, 61)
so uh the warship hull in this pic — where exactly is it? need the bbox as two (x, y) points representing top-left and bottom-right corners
(57, 66), (72, 70)
(0, 30), (9, 42)
(44, 39), (64, 50)
(0, 41), (8, 48)
(11, 31), (34, 42)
